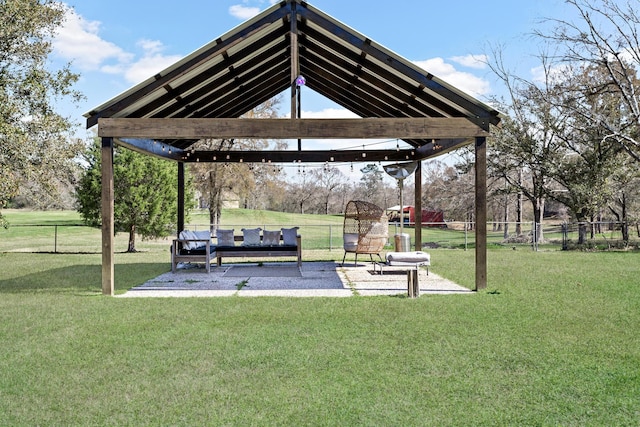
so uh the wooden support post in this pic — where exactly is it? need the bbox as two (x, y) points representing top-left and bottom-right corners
(475, 136), (487, 291)
(407, 269), (420, 298)
(290, 2), (299, 123)
(415, 161), (422, 250)
(177, 162), (185, 237)
(101, 137), (115, 296)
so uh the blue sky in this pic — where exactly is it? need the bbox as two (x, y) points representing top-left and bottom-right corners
(52, 0), (572, 171)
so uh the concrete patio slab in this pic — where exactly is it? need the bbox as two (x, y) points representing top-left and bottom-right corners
(118, 261), (472, 298)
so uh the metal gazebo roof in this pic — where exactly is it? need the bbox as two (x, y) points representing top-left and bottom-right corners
(85, 0), (501, 163)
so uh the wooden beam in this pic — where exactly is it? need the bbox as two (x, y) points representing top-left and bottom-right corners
(290, 1), (299, 122)
(98, 118), (489, 139)
(177, 162), (185, 238)
(475, 136), (487, 291)
(101, 138), (115, 296)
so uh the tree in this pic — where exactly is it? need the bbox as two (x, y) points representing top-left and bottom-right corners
(486, 49), (571, 242)
(310, 165), (346, 214)
(607, 156), (640, 242)
(538, 0), (640, 161)
(189, 98), (284, 227)
(0, 0), (84, 227)
(546, 62), (627, 243)
(354, 163), (391, 209)
(76, 139), (186, 252)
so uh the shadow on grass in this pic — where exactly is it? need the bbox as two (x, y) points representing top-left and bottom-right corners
(0, 262), (168, 295)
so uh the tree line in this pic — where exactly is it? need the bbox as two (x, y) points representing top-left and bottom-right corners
(2, 0), (639, 250)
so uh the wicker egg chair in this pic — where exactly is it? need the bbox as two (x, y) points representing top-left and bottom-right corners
(342, 200), (389, 266)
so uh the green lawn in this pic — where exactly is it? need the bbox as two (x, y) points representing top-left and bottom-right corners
(0, 210), (639, 425)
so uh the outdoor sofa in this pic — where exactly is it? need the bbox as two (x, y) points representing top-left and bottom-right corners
(171, 227), (301, 272)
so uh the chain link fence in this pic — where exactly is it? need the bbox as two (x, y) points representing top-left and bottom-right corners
(1, 221), (638, 253)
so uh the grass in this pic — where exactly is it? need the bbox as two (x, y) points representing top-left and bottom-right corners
(1, 210), (639, 425)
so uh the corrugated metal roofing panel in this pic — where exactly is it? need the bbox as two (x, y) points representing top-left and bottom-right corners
(85, 0), (501, 158)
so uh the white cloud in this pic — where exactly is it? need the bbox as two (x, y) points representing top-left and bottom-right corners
(530, 63), (571, 85)
(413, 57), (490, 97)
(122, 39), (183, 84)
(53, 6), (132, 70)
(300, 108), (359, 119)
(449, 54), (488, 69)
(229, 5), (260, 20)
(53, 6), (183, 85)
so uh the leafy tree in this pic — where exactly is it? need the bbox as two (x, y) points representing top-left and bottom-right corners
(76, 139), (187, 252)
(607, 156), (640, 242)
(422, 159), (475, 223)
(0, 0), (83, 227)
(546, 62), (627, 243)
(354, 163), (390, 209)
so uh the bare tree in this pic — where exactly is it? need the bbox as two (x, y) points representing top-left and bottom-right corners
(309, 166), (347, 214)
(537, 0), (640, 161)
(486, 48), (569, 242)
(189, 98), (284, 228)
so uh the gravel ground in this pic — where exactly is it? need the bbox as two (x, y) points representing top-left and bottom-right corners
(118, 261), (472, 298)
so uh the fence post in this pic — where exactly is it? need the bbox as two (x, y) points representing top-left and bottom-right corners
(329, 225), (332, 252)
(464, 222), (468, 251)
(54, 225), (58, 253)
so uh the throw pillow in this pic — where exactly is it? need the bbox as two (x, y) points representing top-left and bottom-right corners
(193, 230), (212, 249)
(343, 233), (359, 252)
(179, 230), (197, 250)
(281, 227), (299, 246)
(216, 229), (235, 246)
(241, 228), (262, 246)
(262, 229), (281, 246)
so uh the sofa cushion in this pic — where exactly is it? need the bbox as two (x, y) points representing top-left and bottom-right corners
(241, 228), (262, 246)
(262, 229), (281, 246)
(192, 230), (211, 248)
(216, 229), (235, 246)
(281, 227), (299, 246)
(179, 230), (198, 250)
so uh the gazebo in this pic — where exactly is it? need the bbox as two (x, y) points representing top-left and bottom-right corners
(85, 0), (502, 295)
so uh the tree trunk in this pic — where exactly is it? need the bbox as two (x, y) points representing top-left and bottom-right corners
(503, 198), (509, 240)
(516, 169), (523, 235)
(532, 197), (544, 243)
(127, 224), (136, 253)
(620, 192), (629, 243)
(578, 222), (588, 245)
